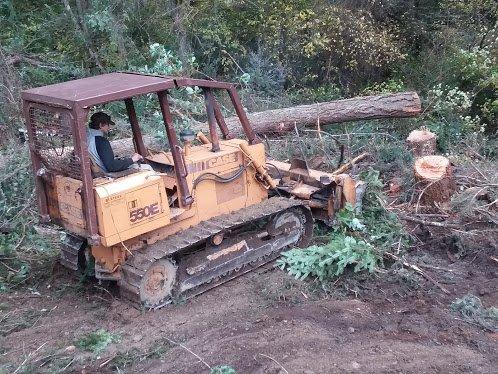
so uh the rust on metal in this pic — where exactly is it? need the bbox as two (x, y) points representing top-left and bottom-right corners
(125, 98), (147, 156)
(23, 100), (50, 222)
(21, 72), (177, 108)
(175, 77), (233, 90)
(211, 96), (232, 139)
(203, 88), (221, 152)
(228, 87), (259, 145)
(157, 90), (193, 206)
(73, 105), (100, 244)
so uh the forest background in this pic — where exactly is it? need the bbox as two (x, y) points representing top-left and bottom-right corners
(0, 0), (497, 288)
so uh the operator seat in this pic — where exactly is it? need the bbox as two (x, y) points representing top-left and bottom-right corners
(89, 155), (140, 179)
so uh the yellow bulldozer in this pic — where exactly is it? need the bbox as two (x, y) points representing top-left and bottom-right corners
(21, 72), (363, 308)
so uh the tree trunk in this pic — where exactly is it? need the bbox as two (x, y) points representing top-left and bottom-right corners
(62, 0), (103, 70)
(0, 46), (22, 136)
(407, 129), (437, 157)
(214, 91), (421, 136)
(414, 155), (455, 204)
(171, 1), (191, 66)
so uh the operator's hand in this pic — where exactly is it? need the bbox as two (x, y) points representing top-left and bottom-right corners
(131, 153), (143, 163)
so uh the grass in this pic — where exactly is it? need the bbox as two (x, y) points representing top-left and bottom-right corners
(75, 329), (120, 354)
(112, 339), (173, 370)
(450, 294), (498, 332)
(0, 308), (48, 337)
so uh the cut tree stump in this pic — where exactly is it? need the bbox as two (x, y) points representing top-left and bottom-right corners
(198, 91), (421, 136)
(407, 129), (437, 157)
(414, 155), (455, 204)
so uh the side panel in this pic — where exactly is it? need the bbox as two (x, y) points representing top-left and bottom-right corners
(215, 171), (246, 204)
(91, 244), (126, 274)
(192, 141), (267, 222)
(129, 140), (269, 250)
(95, 173), (171, 246)
(55, 175), (87, 236)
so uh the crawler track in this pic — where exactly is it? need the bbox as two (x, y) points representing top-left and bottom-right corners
(118, 197), (313, 308)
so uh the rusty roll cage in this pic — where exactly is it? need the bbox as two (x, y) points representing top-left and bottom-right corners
(21, 72), (259, 245)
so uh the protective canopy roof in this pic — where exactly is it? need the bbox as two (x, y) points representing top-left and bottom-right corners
(21, 72), (232, 108)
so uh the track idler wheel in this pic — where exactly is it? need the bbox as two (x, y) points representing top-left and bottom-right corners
(139, 259), (177, 308)
(268, 207), (313, 248)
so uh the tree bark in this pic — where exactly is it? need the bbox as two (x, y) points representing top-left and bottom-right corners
(212, 91), (421, 136)
(414, 155), (456, 204)
(0, 46), (22, 136)
(171, 0), (191, 66)
(407, 129), (437, 157)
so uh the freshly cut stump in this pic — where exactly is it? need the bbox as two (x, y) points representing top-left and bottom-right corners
(407, 129), (437, 157)
(414, 155), (455, 204)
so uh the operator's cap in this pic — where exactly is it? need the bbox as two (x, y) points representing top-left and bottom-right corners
(90, 111), (116, 127)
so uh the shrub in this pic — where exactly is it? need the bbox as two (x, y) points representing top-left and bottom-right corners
(0, 144), (56, 292)
(450, 294), (498, 332)
(76, 329), (121, 354)
(278, 169), (407, 281)
(278, 233), (378, 281)
(211, 366), (236, 374)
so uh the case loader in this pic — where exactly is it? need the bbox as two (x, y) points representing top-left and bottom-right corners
(22, 72), (363, 308)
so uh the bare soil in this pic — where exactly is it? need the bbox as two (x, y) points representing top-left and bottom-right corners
(0, 237), (497, 373)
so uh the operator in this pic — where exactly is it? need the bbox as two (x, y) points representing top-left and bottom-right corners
(87, 111), (144, 173)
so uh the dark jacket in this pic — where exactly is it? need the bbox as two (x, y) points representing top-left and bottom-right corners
(95, 136), (134, 172)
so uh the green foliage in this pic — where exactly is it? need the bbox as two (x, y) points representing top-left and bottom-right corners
(377, 142), (414, 170)
(359, 168), (407, 246)
(413, 35), (497, 144)
(278, 169), (407, 281)
(140, 43), (195, 76)
(0, 144), (56, 292)
(211, 365), (236, 374)
(450, 294), (498, 332)
(288, 84), (342, 104)
(362, 79), (406, 95)
(1, 0), (496, 134)
(112, 340), (172, 370)
(0, 146), (34, 224)
(76, 329), (121, 354)
(278, 232), (378, 281)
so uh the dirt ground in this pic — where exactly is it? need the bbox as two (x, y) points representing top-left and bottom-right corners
(0, 235), (497, 373)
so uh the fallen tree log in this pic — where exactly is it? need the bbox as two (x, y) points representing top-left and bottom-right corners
(209, 91), (421, 136)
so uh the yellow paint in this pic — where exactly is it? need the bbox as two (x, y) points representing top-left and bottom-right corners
(94, 171), (170, 246)
(51, 139), (356, 276)
(90, 139), (267, 273)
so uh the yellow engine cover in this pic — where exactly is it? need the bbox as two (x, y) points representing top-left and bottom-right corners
(94, 171), (170, 246)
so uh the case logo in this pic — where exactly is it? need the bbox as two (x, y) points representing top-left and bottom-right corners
(129, 202), (160, 223)
(188, 152), (240, 173)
